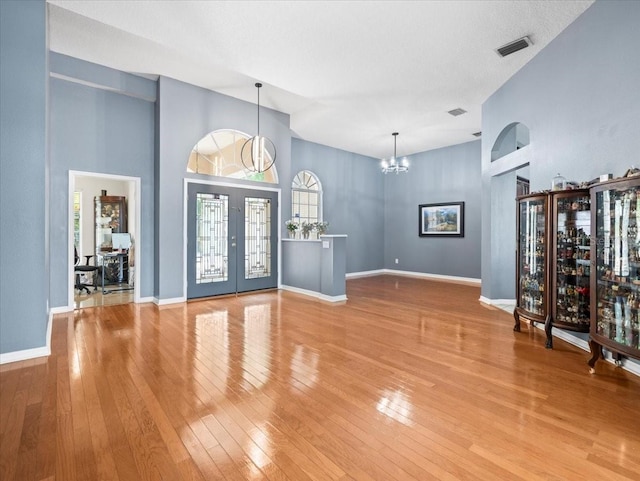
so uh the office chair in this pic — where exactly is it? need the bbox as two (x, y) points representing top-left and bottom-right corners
(74, 247), (98, 294)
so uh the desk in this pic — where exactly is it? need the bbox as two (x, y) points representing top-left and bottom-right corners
(99, 252), (133, 294)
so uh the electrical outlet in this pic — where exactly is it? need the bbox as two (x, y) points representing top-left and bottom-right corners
(395, 258), (399, 264)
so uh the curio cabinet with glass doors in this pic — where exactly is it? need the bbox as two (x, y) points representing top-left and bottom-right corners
(589, 177), (640, 372)
(514, 193), (550, 333)
(514, 190), (592, 349)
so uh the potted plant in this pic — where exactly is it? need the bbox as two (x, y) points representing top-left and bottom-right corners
(315, 221), (329, 236)
(301, 221), (314, 239)
(285, 219), (299, 238)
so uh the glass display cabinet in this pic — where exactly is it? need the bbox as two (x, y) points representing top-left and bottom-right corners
(589, 178), (640, 372)
(514, 193), (549, 333)
(549, 190), (591, 348)
(95, 195), (127, 253)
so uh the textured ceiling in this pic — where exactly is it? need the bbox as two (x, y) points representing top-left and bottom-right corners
(47, 0), (594, 159)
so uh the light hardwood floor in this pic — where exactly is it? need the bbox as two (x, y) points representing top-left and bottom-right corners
(2, 275), (640, 480)
(74, 285), (133, 309)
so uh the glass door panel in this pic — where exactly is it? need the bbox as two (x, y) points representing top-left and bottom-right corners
(195, 193), (229, 284)
(593, 184), (640, 350)
(244, 197), (271, 280)
(553, 191), (591, 331)
(517, 197), (547, 317)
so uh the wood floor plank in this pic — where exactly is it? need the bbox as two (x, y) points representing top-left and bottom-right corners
(247, 397), (347, 481)
(0, 366), (22, 437)
(14, 402), (41, 481)
(55, 410), (76, 481)
(85, 357), (140, 479)
(68, 345), (99, 481)
(34, 343), (60, 481)
(73, 319), (122, 481)
(2, 275), (640, 480)
(0, 384), (27, 481)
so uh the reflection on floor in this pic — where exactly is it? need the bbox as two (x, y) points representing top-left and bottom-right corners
(74, 286), (133, 309)
(12, 276), (639, 480)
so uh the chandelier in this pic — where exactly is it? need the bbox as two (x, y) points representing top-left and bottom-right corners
(241, 83), (276, 173)
(380, 132), (409, 174)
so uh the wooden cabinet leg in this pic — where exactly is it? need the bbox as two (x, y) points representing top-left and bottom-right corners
(613, 352), (624, 366)
(588, 339), (602, 374)
(513, 309), (521, 332)
(544, 316), (553, 349)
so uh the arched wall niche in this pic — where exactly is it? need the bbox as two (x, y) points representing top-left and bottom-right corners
(491, 122), (530, 162)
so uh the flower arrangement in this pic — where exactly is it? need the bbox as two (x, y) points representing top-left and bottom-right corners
(301, 221), (314, 238)
(315, 221), (329, 236)
(285, 219), (299, 233)
(287, 220), (329, 239)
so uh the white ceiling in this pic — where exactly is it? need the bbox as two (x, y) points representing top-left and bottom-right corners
(47, 0), (594, 160)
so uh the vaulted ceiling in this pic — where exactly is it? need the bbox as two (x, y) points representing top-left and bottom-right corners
(47, 0), (594, 159)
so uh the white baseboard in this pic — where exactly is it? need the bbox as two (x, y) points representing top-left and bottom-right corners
(382, 269), (481, 285)
(346, 269), (386, 279)
(0, 310), (56, 365)
(602, 351), (640, 377)
(346, 269), (481, 286)
(49, 305), (73, 314)
(479, 296), (516, 308)
(528, 322), (590, 350)
(0, 346), (50, 365)
(279, 285), (347, 303)
(137, 296), (154, 304)
(153, 296), (186, 306)
(527, 319), (640, 378)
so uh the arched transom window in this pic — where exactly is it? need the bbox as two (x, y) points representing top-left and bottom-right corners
(187, 129), (278, 183)
(292, 170), (322, 226)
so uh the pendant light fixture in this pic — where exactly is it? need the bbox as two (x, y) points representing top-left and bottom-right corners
(380, 132), (409, 174)
(241, 82), (276, 173)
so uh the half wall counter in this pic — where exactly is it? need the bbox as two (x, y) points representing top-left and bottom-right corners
(281, 235), (347, 302)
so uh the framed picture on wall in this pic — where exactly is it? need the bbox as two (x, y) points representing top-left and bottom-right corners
(419, 202), (464, 237)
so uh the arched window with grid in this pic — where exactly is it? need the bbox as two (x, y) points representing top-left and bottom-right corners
(291, 171), (322, 227)
(187, 129), (278, 183)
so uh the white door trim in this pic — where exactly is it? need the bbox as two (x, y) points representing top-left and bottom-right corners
(69, 170), (142, 308)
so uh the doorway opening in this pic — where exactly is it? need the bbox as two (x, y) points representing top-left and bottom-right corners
(69, 171), (141, 309)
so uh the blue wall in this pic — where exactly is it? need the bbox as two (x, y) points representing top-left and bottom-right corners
(291, 138), (385, 273)
(0, 0), (48, 354)
(156, 76), (291, 300)
(481, 0), (640, 300)
(49, 55), (156, 307)
(385, 140), (482, 279)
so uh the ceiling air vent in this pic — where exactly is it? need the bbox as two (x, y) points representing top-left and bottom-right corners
(472, 131), (482, 138)
(447, 108), (467, 117)
(496, 36), (532, 57)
